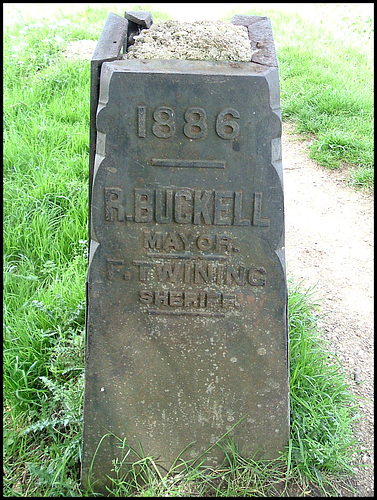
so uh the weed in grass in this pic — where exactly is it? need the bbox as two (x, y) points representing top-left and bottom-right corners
(3, 293), (86, 496)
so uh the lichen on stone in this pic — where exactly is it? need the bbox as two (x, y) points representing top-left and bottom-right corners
(124, 20), (253, 62)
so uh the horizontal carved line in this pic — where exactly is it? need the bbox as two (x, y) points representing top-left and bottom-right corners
(148, 310), (226, 317)
(151, 159), (226, 168)
(146, 252), (227, 260)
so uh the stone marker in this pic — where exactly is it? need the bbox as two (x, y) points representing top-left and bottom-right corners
(82, 12), (289, 495)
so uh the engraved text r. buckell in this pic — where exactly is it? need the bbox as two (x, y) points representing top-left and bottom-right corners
(104, 187), (269, 226)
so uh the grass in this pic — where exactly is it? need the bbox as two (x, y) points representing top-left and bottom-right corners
(3, 4), (367, 497)
(221, 4), (374, 190)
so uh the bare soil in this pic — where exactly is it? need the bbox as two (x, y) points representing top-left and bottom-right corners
(282, 122), (374, 496)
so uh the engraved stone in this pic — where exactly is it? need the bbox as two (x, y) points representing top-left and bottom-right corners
(82, 14), (289, 495)
(124, 10), (153, 48)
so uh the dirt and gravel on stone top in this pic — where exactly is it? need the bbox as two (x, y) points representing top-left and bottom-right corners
(282, 122), (374, 497)
(63, 29), (374, 497)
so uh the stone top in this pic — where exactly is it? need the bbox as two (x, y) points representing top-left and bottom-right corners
(124, 20), (253, 62)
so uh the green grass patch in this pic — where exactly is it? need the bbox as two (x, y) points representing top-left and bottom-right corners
(3, 5), (364, 496)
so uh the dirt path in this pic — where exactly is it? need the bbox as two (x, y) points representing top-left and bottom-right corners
(282, 122), (374, 496)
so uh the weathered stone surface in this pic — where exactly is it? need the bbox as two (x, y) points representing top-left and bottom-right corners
(125, 20), (253, 61)
(124, 10), (153, 48)
(231, 15), (278, 67)
(89, 12), (128, 257)
(82, 50), (289, 494)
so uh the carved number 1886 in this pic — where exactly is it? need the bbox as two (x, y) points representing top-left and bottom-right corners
(137, 106), (240, 140)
